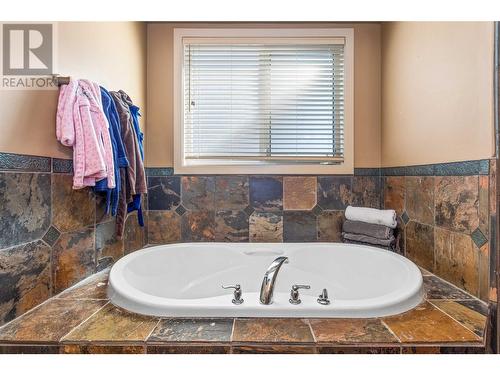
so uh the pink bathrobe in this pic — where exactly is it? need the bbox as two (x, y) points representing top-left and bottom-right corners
(56, 79), (115, 189)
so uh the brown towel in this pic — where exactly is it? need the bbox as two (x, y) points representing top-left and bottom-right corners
(342, 232), (395, 247)
(111, 91), (147, 237)
(342, 220), (393, 240)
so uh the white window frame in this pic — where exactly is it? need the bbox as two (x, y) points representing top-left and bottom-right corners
(173, 28), (354, 175)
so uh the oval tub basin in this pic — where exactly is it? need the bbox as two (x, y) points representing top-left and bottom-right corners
(108, 242), (424, 318)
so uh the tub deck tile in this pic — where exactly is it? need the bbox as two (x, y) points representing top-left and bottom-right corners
(0, 299), (107, 344)
(232, 318), (314, 344)
(0, 265), (490, 352)
(55, 270), (109, 300)
(423, 275), (475, 300)
(148, 318), (234, 343)
(309, 318), (399, 344)
(382, 302), (481, 343)
(429, 300), (488, 337)
(62, 304), (159, 343)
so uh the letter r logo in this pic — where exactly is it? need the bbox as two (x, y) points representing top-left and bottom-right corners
(2, 24), (53, 75)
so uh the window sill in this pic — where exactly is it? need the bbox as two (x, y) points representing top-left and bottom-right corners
(173, 161), (354, 175)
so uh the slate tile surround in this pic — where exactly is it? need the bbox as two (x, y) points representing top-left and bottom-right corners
(1, 151), (497, 337)
(381, 159), (496, 303)
(0, 153), (148, 326)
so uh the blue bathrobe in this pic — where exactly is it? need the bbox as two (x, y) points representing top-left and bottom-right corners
(94, 87), (129, 216)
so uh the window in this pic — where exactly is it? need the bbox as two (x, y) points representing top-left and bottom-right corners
(174, 29), (353, 174)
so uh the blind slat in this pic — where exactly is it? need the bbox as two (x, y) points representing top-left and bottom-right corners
(184, 42), (344, 163)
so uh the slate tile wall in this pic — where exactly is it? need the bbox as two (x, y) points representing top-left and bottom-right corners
(382, 159), (496, 302)
(2, 152), (496, 325)
(0, 153), (148, 325)
(146, 171), (382, 246)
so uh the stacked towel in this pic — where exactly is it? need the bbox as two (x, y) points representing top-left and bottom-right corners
(344, 206), (397, 228)
(342, 206), (399, 251)
(342, 220), (393, 239)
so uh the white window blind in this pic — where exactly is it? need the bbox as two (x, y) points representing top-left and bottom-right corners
(183, 39), (345, 164)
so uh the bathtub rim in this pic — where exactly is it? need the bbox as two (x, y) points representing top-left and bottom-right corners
(107, 242), (424, 318)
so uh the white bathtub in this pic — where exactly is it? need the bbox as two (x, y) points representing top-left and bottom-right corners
(108, 242), (424, 318)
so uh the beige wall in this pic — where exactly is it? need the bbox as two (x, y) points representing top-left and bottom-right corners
(3, 22), (491, 168)
(146, 22), (381, 168)
(0, 22), (147, 159)
(381, 22), (495, 167)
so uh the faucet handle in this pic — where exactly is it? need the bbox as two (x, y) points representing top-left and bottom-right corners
(222, 284), (240, 290)
(289, 284), (310, 305)
(317, 288), (331, 305)
(292, 284), (311, 291)
(221, 284), (244, 305)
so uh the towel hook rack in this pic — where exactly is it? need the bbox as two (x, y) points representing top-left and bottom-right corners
(52, 74), (71, 87)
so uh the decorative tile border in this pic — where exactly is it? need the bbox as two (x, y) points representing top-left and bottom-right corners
(145, 159), (489, 178)
(381, 166), (407, 176)
(0, 152), (50, 172)
(0, 153), (74, 174)
(353, 168), (381, 176)
(145, 167), (174, 177)
(0, 153), (489, 177)
(434, 160), (489, 176)
(52, 158), (73, 174)
(404, 165), (435, 176)
(382, 159), (490, 177)
(147, 167), (381, 177)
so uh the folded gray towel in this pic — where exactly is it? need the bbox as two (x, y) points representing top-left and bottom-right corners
(342, 220), (393, 240)
(343, 239), (394, 251)
(342, 232), (395, 247)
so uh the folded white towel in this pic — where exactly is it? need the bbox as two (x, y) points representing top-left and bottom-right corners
(344, 206), (397, 228)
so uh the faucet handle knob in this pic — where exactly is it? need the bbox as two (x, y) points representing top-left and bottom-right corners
(289, 284), (310, 305)
(317, 288), (331, 305)
(221, 284), (243, 305)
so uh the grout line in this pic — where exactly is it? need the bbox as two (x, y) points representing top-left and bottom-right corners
(144, 318), (162, 343)
(59, 301), (110, 343)
(306, 319), (317, 343)
(0, 238), (49, 253)
(428, 300), (483, 341)
(427, 298), (488, 305)
(432, 175), (436, 271)
(229, 318), (236, 342)
(379, 319), (401, 344)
